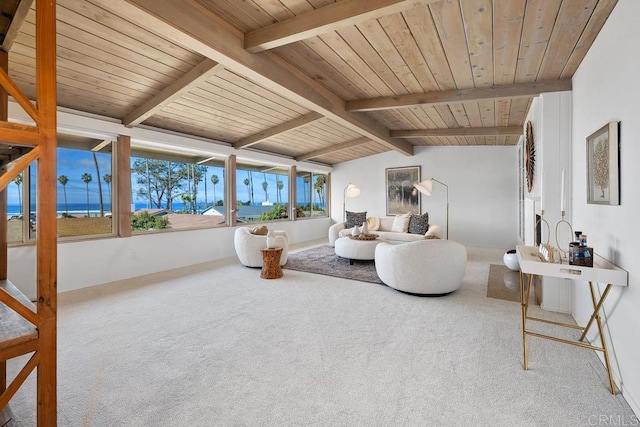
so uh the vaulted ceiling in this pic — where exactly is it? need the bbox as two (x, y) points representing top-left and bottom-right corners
(3, 0), (618, 165)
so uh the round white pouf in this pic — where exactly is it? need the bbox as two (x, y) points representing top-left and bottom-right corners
(334, 237), (384, 264)
(503, 249), (520, 271)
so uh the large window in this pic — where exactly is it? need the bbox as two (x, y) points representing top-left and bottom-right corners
(55, 144), (114, 237)
(297, 171), (327, 218)
(23, 139), (114, 241)
(6, 132), (328, 243)
(130, 150), (226, 232)
(236, 162), (289, 223)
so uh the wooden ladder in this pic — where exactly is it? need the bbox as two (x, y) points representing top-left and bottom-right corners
(0, 0), (57, 425)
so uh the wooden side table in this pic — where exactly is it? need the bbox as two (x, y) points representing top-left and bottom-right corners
(260, 247), (283, 279)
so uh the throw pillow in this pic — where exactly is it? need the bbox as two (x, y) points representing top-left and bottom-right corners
(346, 211), (367, 229)
(408, 212), (429, 235)
(251, 225), (268, 235)
(366, 216), (380, 231)
(338, 229), (352, 238)
(391, 212), (411, 233)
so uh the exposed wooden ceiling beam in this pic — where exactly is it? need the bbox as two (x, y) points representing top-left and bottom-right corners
(234, 112), (323, 149)
(346, 80), (573, 112)
(244, 0), (438, 53)
(391, 126), (523, 138)
(295, 137), (370, 161)
(93, 0), (413, 157)
(90, 139), (112, 152)
(0, 0), (34, 52)
(124, 59), (224, 127)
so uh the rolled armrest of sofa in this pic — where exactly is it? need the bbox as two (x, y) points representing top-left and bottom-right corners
(425, 223), (442, 239)
(328, 221), (347, 246)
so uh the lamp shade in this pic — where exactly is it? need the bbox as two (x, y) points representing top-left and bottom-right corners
(414, 179), (433, 196)
(345, 183), (361, 198)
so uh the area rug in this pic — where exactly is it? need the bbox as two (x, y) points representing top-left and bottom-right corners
(283, 245), (383, 285)
(486, 264), (522, 303)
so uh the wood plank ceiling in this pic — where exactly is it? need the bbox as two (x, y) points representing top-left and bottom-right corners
(5, 0), (618, 165)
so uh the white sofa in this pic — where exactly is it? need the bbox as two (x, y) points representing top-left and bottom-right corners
(234, 227), (289, 267)
(375, 239), (467, 296)
(328, 217), (442, 246)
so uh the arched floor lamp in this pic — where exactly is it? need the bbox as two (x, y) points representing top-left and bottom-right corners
(343, 183), (361, 221)
(414, 178), (449, 239)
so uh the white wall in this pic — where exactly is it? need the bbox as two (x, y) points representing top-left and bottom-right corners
(9, 218), (331, 300)
(330, 146), (518, 249)
(524, 92), (573, 313)
(571, 0), (639, 414)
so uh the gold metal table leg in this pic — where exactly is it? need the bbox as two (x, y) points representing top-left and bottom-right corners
(520, 270), (532, 370)
(578, 283), (613, 342)
(585, 282), (617, 394)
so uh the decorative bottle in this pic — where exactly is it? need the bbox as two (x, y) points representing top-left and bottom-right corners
(361, 221), (369, 235)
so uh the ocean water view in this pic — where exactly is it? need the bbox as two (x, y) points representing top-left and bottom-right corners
(8, 202), (173, 217)
(7, 201), (325, 218)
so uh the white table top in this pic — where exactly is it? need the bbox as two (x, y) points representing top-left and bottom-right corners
(516, 245), (628, 287)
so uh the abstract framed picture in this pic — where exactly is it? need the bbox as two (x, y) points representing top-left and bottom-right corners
(385, 166), (420, 215)
(586, 121), (620, 205)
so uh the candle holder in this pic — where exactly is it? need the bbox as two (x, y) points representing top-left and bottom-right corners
(536, 210), (551, 245)
(555, 210), (574, 263)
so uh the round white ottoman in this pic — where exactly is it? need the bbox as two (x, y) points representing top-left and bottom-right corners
(375, 239), (467, 296)
(334, 237), (384, 265)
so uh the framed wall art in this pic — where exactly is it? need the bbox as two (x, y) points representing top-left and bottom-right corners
(385, 166), (420, 215)
(586, 121), (619, 205)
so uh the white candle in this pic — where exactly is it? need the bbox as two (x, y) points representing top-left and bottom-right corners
(560, 169), (566, 212)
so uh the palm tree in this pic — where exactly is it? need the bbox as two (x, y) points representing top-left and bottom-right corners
(303, 174), (310, 209)
(211, 174), (219, 205)
(58, 175), (69, 215)
(314, 175), (326, 208)
(92, 153), (104, 217)
(276, 180), (284, 204)
(81, 172), (93, 217)
(103, 174), (112, 205)
(249, 171), (255, 205)
(13, 174), (22, 207)
(243, 177), (250, 204)
(261, 173), (268, 202)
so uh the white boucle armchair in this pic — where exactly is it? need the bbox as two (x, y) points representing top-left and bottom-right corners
(375, 239), (467, 296)
(234, 227), (289, 267)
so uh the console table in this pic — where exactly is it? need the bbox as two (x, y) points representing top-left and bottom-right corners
(516, 245), (628, 394)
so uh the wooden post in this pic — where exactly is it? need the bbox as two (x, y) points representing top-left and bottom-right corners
(0, 49), (8, 280)
(227, 155), (237, 226)
(116, 135), (132, 237)
(35, 0), (57, 424)
(0, 49), (7, 395)
(289, 166), (297, 220)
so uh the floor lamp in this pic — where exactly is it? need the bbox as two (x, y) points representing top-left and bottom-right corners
(343, 183), (361, 222)
(414, 178), (449, 239)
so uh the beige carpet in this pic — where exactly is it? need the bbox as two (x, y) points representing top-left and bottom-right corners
(5, 248), (636, 426)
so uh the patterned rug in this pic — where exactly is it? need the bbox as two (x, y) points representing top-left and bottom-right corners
(283, 245), (384, 285)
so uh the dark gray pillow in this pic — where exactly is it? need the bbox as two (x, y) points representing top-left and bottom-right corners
(408, 212), (429, 234)
(346, 211), (367, 229)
